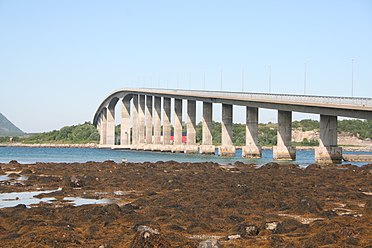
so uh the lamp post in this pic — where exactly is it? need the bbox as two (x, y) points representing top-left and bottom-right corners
(268, 64), (272, 93)
(203, 72), (206, 90)
(304, 62), (307, 95)
(352, 59), (354, 97)
(220, 68), (223, 91)
(241, 67), (245, 92)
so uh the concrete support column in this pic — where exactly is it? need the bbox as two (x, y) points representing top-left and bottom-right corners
(120, 96), (131, 147)
(219, 104), (235, 156)
(162, 97), (171, 148)
(99, 111), (107, 145)
(273, 110), (296, 160)
(242, 107), (261, 158)
(145, 95), (153, 146)
(153, 96), (162, 146)
(106, 106), (115, 146)
(172, 99), (183, 152)
(138, 95), (146, 146)
(185, 100), (198, 153)
(97, 119), (102, 144)
(315, 115), (342, 163)
(200, 102), (215, 154)
(131, 95), (139, 146)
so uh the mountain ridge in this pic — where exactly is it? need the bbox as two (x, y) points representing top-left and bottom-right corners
(0, 113), (24, 136)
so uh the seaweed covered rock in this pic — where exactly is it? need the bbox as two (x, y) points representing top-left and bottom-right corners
(129, 225), (171, 248)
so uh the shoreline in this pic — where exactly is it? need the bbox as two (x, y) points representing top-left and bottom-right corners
(1, 143), (372, 152)
(0, 143), (99, 148)
(0, 160), (371, 247)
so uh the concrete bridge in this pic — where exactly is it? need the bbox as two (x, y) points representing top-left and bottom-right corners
(93, 88), (372, 163)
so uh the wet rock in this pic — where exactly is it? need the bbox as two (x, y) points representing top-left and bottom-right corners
(129, 225), (170, 248)
(103, 160), (115, 164)
(168, 224), (185, 231)
(187, 222), (211, 233)
(227, 215), (245, 224)
(305, 230), (339, 246)
(227, 234), (241, 240)
(305, 163), (322, 171)
(294, 198), (323, 214)
(66, 175), (84, 188)
(198, 239), (221, 248)
(265, 221), (279, 231)
(20, 169), (33, 175)
(7, 173), (21, 178)
(365, 198), (372, 213)
(231, 223), (259, 237)
(322, 210), (338, 219)
(104, 203), (121, 216)
(269, 235), (287, 248)
(260, 162), (281, 170)
(13, 204), (27, 209)
(233, 161), (245, 167)
(122, 203), (140, 211)
(9, 160), (19, 164)
(274, 219), (306, 234)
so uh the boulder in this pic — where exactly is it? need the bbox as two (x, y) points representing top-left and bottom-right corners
(198, 239), (221, 248)
(231, 223), (260, 237)
(67, 175), (84, 188)
(129, 225), (171, 248)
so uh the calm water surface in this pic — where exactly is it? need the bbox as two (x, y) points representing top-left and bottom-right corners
(0, 147), (370, 166)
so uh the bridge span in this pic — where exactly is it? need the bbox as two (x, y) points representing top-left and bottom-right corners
(93, 88), (372, 163)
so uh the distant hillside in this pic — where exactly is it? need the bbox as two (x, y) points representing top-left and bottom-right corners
(22, 122), (99, 144)
(0, 113), (24, 137)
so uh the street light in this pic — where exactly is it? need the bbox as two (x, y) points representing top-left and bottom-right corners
(203, 72), (206, 90)
(241, 67), (245, 92)
(304, 62), (307, 95)
(350, 58), (355, 97)
(220, 68), (223, 91)
(268, 64), (272, 93)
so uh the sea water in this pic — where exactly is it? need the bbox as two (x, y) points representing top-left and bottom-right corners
(0, 147), (370, 166)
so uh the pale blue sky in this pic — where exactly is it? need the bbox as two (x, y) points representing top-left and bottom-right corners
(0, 0), (371, 132)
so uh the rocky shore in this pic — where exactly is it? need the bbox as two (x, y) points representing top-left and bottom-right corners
(0, 160), (371, 247)
(0, 143), (98, 148)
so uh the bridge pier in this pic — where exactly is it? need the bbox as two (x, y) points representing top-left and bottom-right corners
(172, 99), (184, 152)
(200, 102), (215, 155)
(315, 115), (342, 164)
(273, 110), (296, 160)
(152, 96), (162, 151)
(138, 95), (146, 145)
(219, 104), (235, 156)
(106, 105), (115, 146)
(131, 95), (139, 146)
(120, 96), (131, 147)
(186, 100), (198, 154)
(242, 107), (261, 158)
(161, 97), (172, 151)
(99, 110), (107, 145)
(145, 95), (153, 147)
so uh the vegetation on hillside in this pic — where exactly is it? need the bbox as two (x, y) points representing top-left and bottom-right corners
(292, 119), (319, 131)
(23, 122), (100, 144)
(0, 119), (370, 146)
(338, 119), (372, 140)
(0, 122), (99, 144)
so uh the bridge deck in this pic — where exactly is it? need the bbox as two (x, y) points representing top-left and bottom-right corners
(93, 88), (372, 125)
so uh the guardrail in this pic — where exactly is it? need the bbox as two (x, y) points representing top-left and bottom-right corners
(138, 88), (372, 107)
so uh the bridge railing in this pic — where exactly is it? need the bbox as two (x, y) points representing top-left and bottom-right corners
(157, 89), (372, 107)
